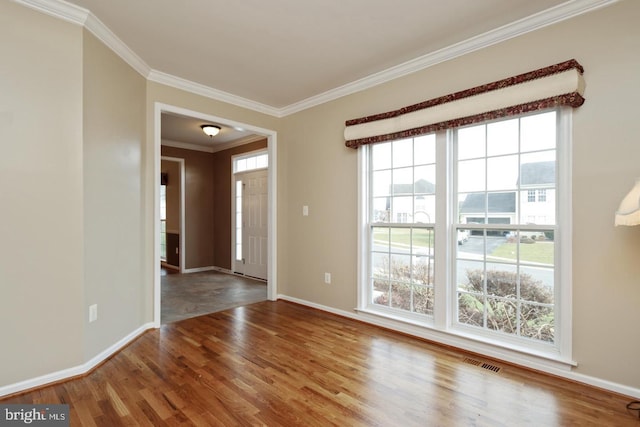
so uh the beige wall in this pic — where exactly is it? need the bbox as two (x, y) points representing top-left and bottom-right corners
(0, 2), (84, 385)
(280, 0), (640, 389)
(82, 30), (146, 360)
(212, 139), (268, 269)
(161, 146), (214, 269)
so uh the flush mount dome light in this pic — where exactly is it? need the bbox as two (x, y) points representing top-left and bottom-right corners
(201, 124), (221, 137)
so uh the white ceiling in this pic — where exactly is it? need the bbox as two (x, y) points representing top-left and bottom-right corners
(56, 0), (596, 111)
(24, 0), (615, 146)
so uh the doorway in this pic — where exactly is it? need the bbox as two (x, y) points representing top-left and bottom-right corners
(153, 103), (278, 327)
(160, 156), (185, 273)
(232, 150), (269, 280)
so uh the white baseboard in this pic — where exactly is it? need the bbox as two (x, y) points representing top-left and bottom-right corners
(277, 294), (640, 400)
(0, 322), (155, 398)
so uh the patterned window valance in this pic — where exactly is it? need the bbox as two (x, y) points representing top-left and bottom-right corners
(344, 59), (585, 149)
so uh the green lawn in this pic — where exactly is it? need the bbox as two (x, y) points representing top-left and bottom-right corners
(373, 228), (434, 248)
(491, 241), (554, 265)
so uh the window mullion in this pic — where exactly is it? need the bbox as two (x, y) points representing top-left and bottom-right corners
(433, 130), (448, 329)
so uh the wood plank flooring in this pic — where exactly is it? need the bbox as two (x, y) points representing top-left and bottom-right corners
(2, 301), (638, 426)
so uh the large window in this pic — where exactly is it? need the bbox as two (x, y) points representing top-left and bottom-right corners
(455, 111), (557, 345)
(369, 135), (436, 318)
(362, 109), (569, 358)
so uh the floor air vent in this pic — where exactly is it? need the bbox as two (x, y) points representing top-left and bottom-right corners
(463, 357), (502, 373)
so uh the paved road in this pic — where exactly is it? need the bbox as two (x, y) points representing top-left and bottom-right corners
(373, 235), (554, 287)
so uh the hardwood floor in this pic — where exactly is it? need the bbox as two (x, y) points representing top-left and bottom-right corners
(2, 301), (638, 426)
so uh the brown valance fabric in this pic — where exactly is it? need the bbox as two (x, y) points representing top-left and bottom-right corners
(344, 59), (585, 149)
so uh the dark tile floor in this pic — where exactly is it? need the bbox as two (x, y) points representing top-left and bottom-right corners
(161, 269), (267, 324)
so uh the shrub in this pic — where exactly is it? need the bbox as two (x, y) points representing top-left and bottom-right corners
(460, 269), (554, 342)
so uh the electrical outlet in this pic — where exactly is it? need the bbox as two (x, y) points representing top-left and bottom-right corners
(324, 272), (331, 284)
(303, 205), (309, 216)
(89, 304), (98, 322)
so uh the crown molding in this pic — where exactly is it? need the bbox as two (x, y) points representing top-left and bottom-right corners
(12, 0), (88, 25)
(279, 0), (619, 116)
(148, 70), (282, 118)
(161, 139), (213, 153)
(161, 134), (265, 154)
(84, 13), (150, 77)
(14, 0), (618, 118)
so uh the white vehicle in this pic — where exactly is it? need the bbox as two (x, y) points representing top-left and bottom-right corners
(457, 229), (469, 245)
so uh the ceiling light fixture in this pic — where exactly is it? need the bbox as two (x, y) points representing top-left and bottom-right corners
(201, 124), (221, 137)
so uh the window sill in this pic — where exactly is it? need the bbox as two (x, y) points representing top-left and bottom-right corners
(355, 307), (577, 372)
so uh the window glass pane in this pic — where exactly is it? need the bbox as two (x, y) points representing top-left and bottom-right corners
(236, 158), (246, 172)
(391, 196), (412, 223)
(372, 170), (391, 197)
(412, 285), (434, 316)
(246, 156), (257, 171)
(393, 139), (413, 168)
(520, 303), (554, 342)
(521, 111), (556, 152)
(486, 230), (516, 264)
(372, 252), (390, 280)
(487, 155), (518, 191)
(390, 282), (411, 310)
(411, 228), (432, 257)
(458, 292), (485, 327)
(521, 269), (554, 304)
(372, 226), (390, 249)
(456, 260), (484, 292)
(484, 264), (518, 296)
(390, 254), (411, 283)
(392, 167), (413, 194)
(390, 228), (409, 253)
(458, 125), (486, 159)
(458, 192), (486, 224)
(414, 134), (436, 165)
(487, 118), (519, 156)
(412, 256), (433, 285)
(373, 279), (390, 306)
(486, 297), (517, 334)
(458, 159), (485, 193)
(256, 154), (268, 168)
(372, 198), (390, 222)
(414, 165), (435, 194)
(372, 142), (391, 170)
(414, 195), (435, 223)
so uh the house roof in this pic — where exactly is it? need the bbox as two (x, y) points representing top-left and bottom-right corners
(392, 179), (435, 195)
(459, 192), (516, 214)
(519, 161), (555, 186)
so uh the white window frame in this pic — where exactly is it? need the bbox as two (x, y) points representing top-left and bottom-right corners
(357, 108), (573, 368)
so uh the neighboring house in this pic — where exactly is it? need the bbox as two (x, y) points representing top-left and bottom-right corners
(519, 161), (556, 225)
(379, 179), (435, 223)
(459, 192), (516, 235)
(459, 161), (555, 234)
